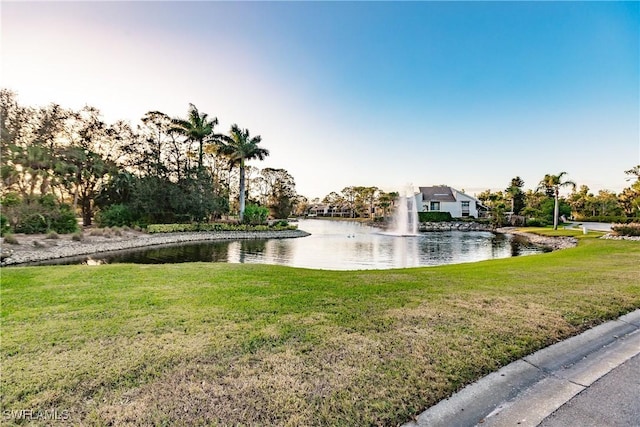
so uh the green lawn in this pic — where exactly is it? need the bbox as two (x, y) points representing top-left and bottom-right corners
(1, 230), (639, 426)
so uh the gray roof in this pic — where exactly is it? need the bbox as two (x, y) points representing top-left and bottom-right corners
(419, 186), (456, 202)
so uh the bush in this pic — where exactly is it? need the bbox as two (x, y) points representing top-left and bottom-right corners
(0, 214), (10, 236)
(96, 204), (134, 228)
(575, 216), (633, 224)
(418, 212), (453, 222)
(50, 204), (78, 234)
(3, 233), (19, 245)
(147, 222), (297, 234)
(71, 232), (84, 241)
(15, 212), (48, 234)
(612, 223), (640, 237)
(525, 218), (549, 227)
(7, 198), (77, 234)
(1, 192), (21, 207)
(243, 204), (269, 225)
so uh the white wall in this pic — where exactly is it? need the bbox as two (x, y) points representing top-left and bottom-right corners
(417, 190), (481, 218)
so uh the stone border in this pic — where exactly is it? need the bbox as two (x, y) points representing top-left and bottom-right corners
(1, 229), (310, 266)
(419, 221), (493, 232)
(601, 233), (640, 241)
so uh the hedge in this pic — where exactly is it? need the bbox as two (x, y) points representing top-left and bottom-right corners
(574, 216), (637, 224)
(417, 212), (453, 222)
(147, 223), (297, 233)
(611, 223), (640, 237)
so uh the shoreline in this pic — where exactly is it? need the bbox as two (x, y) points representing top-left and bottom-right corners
(0, 229), (311, 266)
(495, 227), (579, 251)
(7, 225), (632, 267)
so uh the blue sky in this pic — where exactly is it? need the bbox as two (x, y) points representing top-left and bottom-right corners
(2, 1), (638, 199)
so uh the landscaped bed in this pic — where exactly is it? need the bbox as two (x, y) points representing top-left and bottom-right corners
(1, 230), (639, 425)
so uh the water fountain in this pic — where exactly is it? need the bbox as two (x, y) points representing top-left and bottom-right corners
(388, 186), (419, 236)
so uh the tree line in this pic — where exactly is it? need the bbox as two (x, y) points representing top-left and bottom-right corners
(2, 89), (638, 235)
(1, 89), (299, 234)
(476, 170), (640, 229)
(299, 171), (640, 229)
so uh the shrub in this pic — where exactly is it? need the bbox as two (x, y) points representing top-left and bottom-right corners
(71, 232), (84, 241)
(0, 214), (10, 236)
(243, 204), (269, 225)
(146, 222), (297, 233)
(526, 218), (549, 227)
(3, 233), (19, 245)
(8, 199), (77, 234)
(50, 204), (78, 234)
(96, 204), (134, 227)
(611, 223), (640, 237)
(15, 212), (48, 234)
(418, 212), (453, 222)
(1, 192), (21, 207)
(574, 215), (631, 224)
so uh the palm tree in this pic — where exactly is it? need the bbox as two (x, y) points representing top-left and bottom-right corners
(219, 124), (269, 222)
(505, 176), (525, 215)
(172, 104), (219, 172)
(537, 172), (576, 230)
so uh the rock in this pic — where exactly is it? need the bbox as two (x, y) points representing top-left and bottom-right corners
(0, 229), (311, 266)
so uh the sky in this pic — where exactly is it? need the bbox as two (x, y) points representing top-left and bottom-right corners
(2, 1), (639, 200)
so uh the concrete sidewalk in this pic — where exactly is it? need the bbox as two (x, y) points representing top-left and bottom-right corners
(404, 309), (640, 427)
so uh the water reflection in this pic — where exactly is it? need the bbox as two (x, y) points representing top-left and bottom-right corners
(37, 219), (546, 270)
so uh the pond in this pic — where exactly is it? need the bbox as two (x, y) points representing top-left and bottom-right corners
(53, 219), (547, 270)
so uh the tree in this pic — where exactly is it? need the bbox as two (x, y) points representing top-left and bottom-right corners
(172, 104), (220, 172)
(219, 124), (269, 222)
(537, 172), (576, 230)
(477, 189), (507, 227)
(322, 191), (344, 217)
(625, 165), (640, 180)
(258, 168), (297, 219)
(620, 165), (640, 218)
(505, 176), (525, 215)
(355, 186), (379, 219)
(57, 106), (124, 226)
(0, 92), (69, 200)
(594, 190), (621, 217)
(341, 186), (357, 218)
(567, 185), (590, 219)
(377, 191), (397, 220)
(137, 111), (173, 178)
(619, 184), (640, 218)
(292, 194), (309, 217)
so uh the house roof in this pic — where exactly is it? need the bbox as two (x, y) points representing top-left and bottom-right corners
(418, 186), (456, 202)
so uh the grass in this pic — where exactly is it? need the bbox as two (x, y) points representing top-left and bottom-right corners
(1, 230), (639, 426)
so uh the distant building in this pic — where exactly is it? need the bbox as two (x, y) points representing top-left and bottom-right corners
(307, 203), (353, 218)
(417, 186), (488, 218)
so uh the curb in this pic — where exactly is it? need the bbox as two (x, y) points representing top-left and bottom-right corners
(404, 309), (640, 427)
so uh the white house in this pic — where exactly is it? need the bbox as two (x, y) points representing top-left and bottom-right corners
(417, 186), (488, 218)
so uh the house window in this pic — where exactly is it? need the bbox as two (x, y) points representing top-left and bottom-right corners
(461, 201), (470, 217)
(430, 201), (440, 211)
